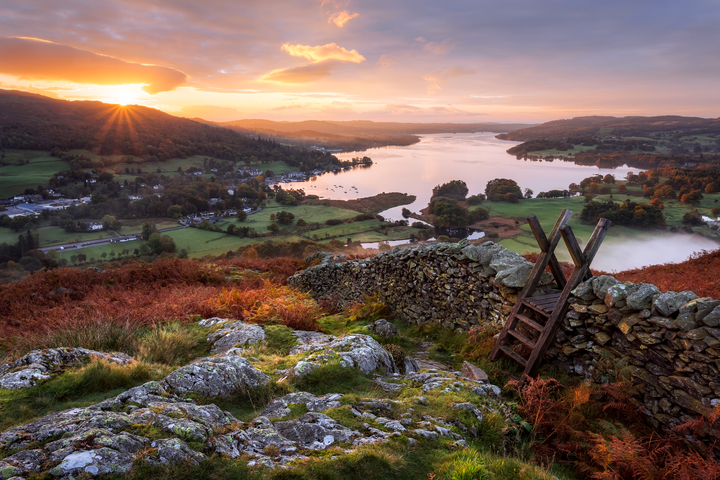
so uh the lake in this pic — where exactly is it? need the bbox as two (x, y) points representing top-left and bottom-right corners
(278, 133), (719, 270)
(281, 133), (637, 221)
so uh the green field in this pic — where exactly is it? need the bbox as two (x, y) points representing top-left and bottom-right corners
(121, 219), (180, 235)
(0, 225), (115, 247)
(0, 150), (71, 197)
(51, 239), (144, 263)
(217, 201), (362, 234)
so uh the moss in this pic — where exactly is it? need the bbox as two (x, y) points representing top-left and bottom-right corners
(292, 360), (372, 395)
(263, 325), (298, 356)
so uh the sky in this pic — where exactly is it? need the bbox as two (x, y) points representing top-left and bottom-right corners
(1, 0), (719, 123)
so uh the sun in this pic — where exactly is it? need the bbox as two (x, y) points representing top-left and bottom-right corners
(109, 91), (137, 106)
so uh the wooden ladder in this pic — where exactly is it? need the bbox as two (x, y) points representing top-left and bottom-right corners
(488, 209), (611, 385)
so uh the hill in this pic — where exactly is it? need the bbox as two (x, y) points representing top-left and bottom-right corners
(0, 89), (332, 165)
(497, 115), (720, 142)
(207, 119), (536, 152)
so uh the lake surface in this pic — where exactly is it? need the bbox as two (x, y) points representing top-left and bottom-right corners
(280, 133), (638, 221)
(278, 133), (719, 270)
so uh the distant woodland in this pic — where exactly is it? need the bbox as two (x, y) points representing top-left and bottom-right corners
(0, 90), (337, 169)
(499, 115), (720, 168)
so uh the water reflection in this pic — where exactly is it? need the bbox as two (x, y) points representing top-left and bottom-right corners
(278, 133), (639, 222)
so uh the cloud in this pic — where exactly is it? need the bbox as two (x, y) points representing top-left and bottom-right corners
(261, 61), (335, 84)
(423, 66), (475, 93)
(328, 10), (359, 27)
(0, 37), (187, 94)
(377, 54), (399, 67)
(423, 39), (458, 55)
(281, 42), (365, 63)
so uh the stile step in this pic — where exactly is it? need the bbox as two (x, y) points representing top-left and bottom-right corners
(516, 313), (545, 332)
(500, 345), (527, 366)
(509, 330), (537, 349)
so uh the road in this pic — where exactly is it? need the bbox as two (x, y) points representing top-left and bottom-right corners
(38, 225), (189, 253)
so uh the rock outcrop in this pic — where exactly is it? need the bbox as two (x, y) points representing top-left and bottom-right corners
(0, 348), (134, 390)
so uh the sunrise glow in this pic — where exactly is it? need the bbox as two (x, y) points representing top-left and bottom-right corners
(0, 1), (717, 123)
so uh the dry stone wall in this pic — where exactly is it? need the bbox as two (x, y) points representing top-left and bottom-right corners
(289, 242), (720, 435)
(290, 241), (555, 332)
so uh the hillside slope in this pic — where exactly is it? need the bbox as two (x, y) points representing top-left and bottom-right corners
(0, 89), (326, 164)
(498, 115), (720, 142)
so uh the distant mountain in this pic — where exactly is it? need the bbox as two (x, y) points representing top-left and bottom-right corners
(0, 89), (328, 165)
(497, 115), (720, 142)
(217, 118), (535, 136)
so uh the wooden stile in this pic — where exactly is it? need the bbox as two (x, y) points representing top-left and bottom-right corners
(489, 210), (611, 386)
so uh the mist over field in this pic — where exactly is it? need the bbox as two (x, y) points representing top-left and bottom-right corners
(592, 233), (720, 272)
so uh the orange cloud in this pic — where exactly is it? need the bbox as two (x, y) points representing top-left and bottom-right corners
(0, 37), (187, 94)
(328, 10), (359, 27)
(260, 62), (334, 84)
(281, 42), (365, 63)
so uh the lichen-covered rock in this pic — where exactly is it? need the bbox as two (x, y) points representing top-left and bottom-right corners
(206, 321), (266, 354)
(162, 354), (269, 397)
(366, 319), (398, 339)
(653, 291), (699, 317)
(147, 438), (206, 466)
(0, 380), (242, 478)
(294, 334), (396, 377)
(49, 448), (135, 478)
(451, 402), (483, 422)
(0, 348), (134, 390)
(591, 275), (619, 299)
(275, 412), (359, 449)
(289, 331), (336, 355)
(261, 392), (343, 419)
(625, 283), (660, 310)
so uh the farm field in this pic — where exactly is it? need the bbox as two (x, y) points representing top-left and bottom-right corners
(218, 200), (362, 235)
(0, 150), (71, 197)
(51, 239), (144, 263)
(120, 219), (180, 235)
(0, 225), (115, 247)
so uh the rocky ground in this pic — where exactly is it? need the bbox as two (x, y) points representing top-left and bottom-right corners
(0, 316), (516, 480)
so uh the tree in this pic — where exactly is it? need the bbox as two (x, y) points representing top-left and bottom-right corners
(466, 194), (485, 205)
(603, 174), (615, 184)
(401, 208), (411, 218)
(101, 215), (121, 231)
(167, 205), (183, 218)
(485, 178), (522, 202)
(266, 223), (280, 234)
(617, 184), (628, 193)
(706, 182), (719, 194)
(237, 210), (248, 222)
(276, 211), (295, 225)
(141, 222), (156, 241)
(428, 198), (468, 227)
(296, 218), (307, 227)
(432, 180), (469, 200)
(70, 254), (78, 264)
(227, 224), (236, 235)
(524, 188), (534, 199)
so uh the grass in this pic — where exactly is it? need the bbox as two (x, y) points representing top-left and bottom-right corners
(0, 150), (71, 197)
(0, 359), (171, 431)
(53, 238), (145, 263)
